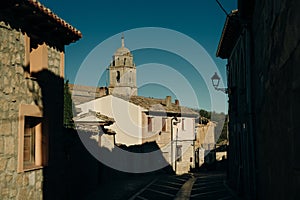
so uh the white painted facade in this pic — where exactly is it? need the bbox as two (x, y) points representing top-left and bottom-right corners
(77, 95), (145, 145)
(76, 95), (198, 174)
(75, 36), (199, 174)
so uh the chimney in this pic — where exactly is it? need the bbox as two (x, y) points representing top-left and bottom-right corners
(166, 96), (171, 107)
(175, 99), (179, 106)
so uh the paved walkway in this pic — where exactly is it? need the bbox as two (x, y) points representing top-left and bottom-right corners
(84, 171), (240, 200)
(129, 174), (191, 200)
(84, 174), (158, 200)
(190, 172), (239, 200)
(174, 175), (197, 200)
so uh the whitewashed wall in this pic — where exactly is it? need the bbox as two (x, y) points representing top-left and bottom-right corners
(77, 95), (145, 145)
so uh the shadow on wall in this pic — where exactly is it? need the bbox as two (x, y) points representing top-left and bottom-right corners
(29, 69), (98, 199)
(191, 147), (228, 173)
(77, 129), (175, 184)
(30, 69), (65, 199)
(29, 69), (173, 199)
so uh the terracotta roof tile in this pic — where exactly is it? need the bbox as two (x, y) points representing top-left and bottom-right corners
(28, 0), (82, 38)
(113, 94), (199, 116)
(74, 110), (114, 124)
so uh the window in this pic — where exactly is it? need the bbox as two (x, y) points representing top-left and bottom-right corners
(182, 118), (185, 130)
(116, 71), (120, 83)
(23, 116), (41, 168)
(18, 104), (48, 172)
(162, 118), (167, 132)
(176, 145), (182, 162)
(148, 117), (153, 132)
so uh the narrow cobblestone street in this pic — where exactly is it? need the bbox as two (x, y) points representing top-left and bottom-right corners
(190, 172), (236, 200)
(129, 171), (237, 200)
(85, 170), (239, 200)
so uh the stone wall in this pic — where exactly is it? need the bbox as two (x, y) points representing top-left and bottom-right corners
(48, 46), (62, 75)
(176, 142), (194, 175)
(251, 0), (300, 199)
(0, 21), (62, 199)
(195, 122), (215, 150)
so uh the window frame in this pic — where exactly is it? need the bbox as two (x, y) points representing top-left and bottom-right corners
(162, 117), (167, 132)
(18, 104), (47, 172)
(23, 117), (37, 167)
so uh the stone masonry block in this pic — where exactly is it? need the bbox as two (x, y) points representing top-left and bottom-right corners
(16, 175), (23, 185)
(0, 173), (6, 190)
(23, 175), (29, 187)
(5, 174), (13, 183)
(17, 188), (28, 200)
(0, 156), (7, 171)
(1, 188), (9, 198)
(7, 157), (15, 172)
(28, 172), (35, 186)
(0, 120), (11, 136)
(0, 137), (3, 154)
(10, 189), (17, 198)
(4, 136), (14, 155)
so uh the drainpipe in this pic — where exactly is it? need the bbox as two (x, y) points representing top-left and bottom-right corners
(171, 116), (179, 172)
(175, 127), (178, 174)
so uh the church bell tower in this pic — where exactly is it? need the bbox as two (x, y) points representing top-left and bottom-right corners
(108, 35), (137, 96)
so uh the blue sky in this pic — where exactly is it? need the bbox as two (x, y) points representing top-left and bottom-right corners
(40, 0), (237, 113)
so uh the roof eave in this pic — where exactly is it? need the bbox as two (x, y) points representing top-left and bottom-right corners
(216, 10), (241, 59)
(0, 0), (82, 48)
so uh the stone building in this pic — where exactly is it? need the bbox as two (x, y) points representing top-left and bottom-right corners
(76, 94), (199, 174)
(70, 36), (137, 101)
(194, 121), (216, 167)
(108, 35), (137, 96)
(73, 38), (200, 174)
(0, 0), (81, 199)
(69, 84), (108, 105)
(216, 0), (300, 199)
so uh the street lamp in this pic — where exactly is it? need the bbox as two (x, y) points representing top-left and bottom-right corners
(211, 72), (228, 94)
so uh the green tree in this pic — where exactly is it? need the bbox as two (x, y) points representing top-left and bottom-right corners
(64, 80), (75, 128)
(198, 109), (228, 144)
(199, 109), (211, 119)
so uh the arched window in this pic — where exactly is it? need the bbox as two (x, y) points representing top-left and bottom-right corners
(116, 71), (120, 83)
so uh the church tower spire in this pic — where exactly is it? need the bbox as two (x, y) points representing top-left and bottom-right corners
(108, 34), (137, 96)
(121, 33), (125, 47)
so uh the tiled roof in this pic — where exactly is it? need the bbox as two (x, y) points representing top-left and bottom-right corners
(216, 10), (241, 59)
(73, 110), (115, 133)
(73, 110), (115, 124)
(69, 84), (108, 105)
(1, 0), (82, 45)
(69, 84), (103, 93)
(28, 0), (82, 38)
(114, 95), (199, 117)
